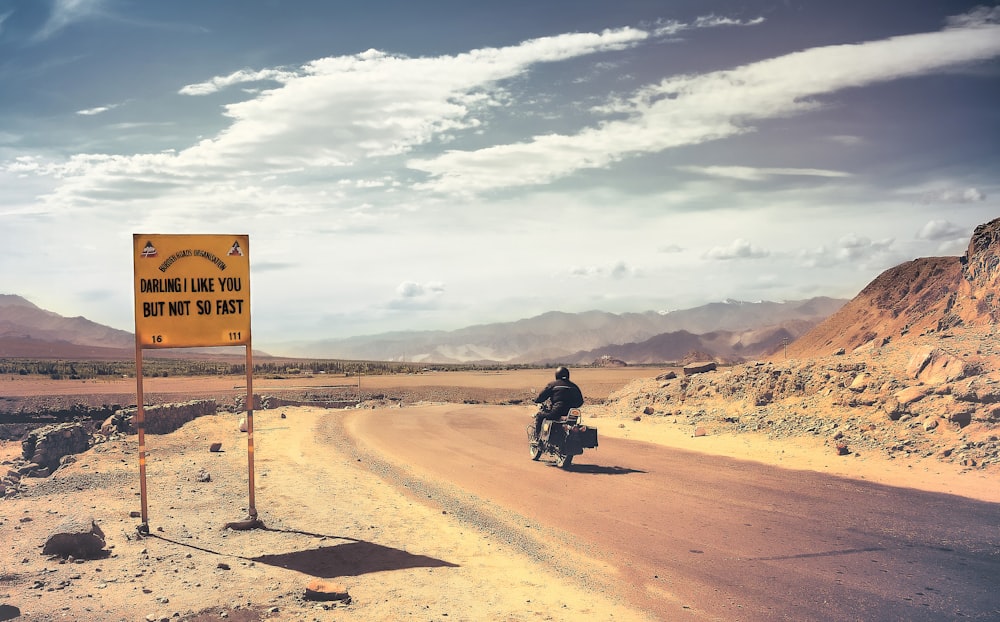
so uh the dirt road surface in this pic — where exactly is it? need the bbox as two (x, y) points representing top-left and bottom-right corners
(348, 404), (1000, 621)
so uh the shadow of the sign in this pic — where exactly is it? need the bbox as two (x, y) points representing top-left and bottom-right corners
(150, 529), (458, 579)
(253, 540), (458, 578)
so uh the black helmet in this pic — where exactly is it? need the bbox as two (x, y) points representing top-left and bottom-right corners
(555, 366), (570, 380)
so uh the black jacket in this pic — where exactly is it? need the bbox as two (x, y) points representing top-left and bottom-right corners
(534, 378), (584, 418)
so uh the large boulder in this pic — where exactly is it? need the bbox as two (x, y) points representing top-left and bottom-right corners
(905, 348), (976, 385)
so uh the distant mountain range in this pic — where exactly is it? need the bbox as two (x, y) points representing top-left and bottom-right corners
(0, 293), (847, 364)
(274, 298), (847, 364)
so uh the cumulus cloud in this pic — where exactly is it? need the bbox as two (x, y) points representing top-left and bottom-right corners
(395, 280), (445, 299)
(179, 68), (300, 96)
(836, 234), (894, 261)
(411, 19), (1000, 194)
(387, 281), (447, 310)
(704, 239), (769, 260)
(570, 261), (640, 279)
(799, 234), (896, 268)
(918, 187), (985, 203)
(917, 220), (966, 241)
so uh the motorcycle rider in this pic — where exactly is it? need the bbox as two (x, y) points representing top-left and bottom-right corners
(532, 366), (584, 441)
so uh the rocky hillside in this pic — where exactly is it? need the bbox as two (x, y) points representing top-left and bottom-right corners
(602, 218), (1000, 472)
(786, 218), (1000, 359)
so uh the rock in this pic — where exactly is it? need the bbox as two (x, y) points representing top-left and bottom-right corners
(42, 517), (107, 559)
(239, 418), (248, 432)
(196, 469), (211, 483)
(683, 362), (717, 376)
(642, 406), (655, 415)
(894, 386), (927, 406)
(100, 412), (129, 436)
(656, 371), (678, 381)
(849, 373), (871, 392)
(693, 427), (707, 437)
(304, 579), (351, 602)
(25, 465), (51, 478)
(948, 410), (973, 428)
(836, 442), (850, 455)
(906, 348), (975, 385)
(209, 442), (223, 452)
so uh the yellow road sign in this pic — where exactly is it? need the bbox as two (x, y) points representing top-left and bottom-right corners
(133, 234), (250, 348)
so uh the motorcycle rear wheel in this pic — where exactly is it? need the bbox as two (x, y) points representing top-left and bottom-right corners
(529, 442), (542, 461)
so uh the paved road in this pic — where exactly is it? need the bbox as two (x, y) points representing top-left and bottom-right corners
(348, 404), (1000, 621)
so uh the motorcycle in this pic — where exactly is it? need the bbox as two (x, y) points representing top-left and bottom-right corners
(526, 404), (598, 469)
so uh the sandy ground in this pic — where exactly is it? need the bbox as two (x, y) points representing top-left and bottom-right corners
(1, 369), (997, 621)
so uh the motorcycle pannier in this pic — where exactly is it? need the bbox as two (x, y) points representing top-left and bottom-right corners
(574, 425), (598, 449)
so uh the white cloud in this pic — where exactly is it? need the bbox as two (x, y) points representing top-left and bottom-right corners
(945, 5), (1000, 29)
(836, 234), (894, 261)
(388, 280), (447, 310)
(396, 280), (445, 298)
(679, 165), (850, 181)
(20, 27), (648, 210)
(76, 104), (120, 116)
(653, 14), (764, 37)
(34, 0), (108, 41)
(179, 68), (300, 96)
(410, 20), (1000, 194)
(570, 261), (640, 279)
(917, 219), (967, 241)
(798, 234), (897, 269)
(919, 187), (986, 203)
(704, 239), (769, 260)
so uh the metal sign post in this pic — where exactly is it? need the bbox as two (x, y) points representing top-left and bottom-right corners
(132, 234), (259, 532)
(245, 344), (257, 520)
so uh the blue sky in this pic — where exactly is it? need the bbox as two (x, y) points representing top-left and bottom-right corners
(1, 0), (998, 348)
